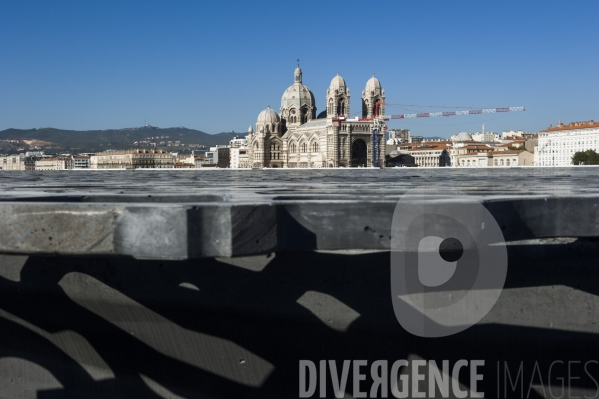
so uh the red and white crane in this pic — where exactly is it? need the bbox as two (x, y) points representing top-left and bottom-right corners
(359, 103), (525, 121)
(357, 102), (526, 167)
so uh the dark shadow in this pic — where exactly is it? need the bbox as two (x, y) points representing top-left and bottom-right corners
(0, 244), (598, 397)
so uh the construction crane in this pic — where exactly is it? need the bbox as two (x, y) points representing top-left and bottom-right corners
(362, 102), (526, 167)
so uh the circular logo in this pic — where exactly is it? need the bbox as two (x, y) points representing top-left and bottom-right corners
(390, 188), (508, 338)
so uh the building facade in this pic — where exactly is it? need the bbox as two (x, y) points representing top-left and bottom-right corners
(0, 155), (25, 171)
(90, 150), (173, 169)
(230, 147), (250, 169)
(246, 65), (385, 168)
(35, 157), (73, 170)
(537, 120), (599, 166)
(229, 136), (248, 148)
(387, 129), (410, 145)
(457, 150), (533, 167)
(73, 156), (90, 169)
(400, 145), (452, 167)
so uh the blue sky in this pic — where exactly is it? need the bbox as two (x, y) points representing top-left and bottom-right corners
(1, 0), (597, 137)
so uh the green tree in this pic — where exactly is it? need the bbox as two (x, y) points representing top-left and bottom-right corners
(572, 149), (599, 165)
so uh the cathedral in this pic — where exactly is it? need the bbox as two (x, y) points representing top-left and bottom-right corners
(246, 64), (386, 168)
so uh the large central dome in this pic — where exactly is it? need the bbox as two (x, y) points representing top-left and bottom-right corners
(281, 65), (316, 109)
(280, 64), (316, 129)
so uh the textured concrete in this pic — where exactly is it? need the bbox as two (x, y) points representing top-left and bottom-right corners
(1, 169), (599, 397)
(1, 168), (598, 259)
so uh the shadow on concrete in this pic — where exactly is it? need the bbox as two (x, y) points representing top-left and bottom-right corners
(0, 243), (598, 398)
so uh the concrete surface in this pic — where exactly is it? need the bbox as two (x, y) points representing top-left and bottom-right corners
(0, 168), (598, 259)
(0, 169), (598, 398)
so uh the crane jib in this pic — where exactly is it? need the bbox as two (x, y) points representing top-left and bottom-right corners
(384, 107), (524, 120)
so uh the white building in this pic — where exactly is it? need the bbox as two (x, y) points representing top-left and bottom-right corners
(456, 150), (534, 167)
(387, 129), (410, 145)
(230, 147), (250, 169)
(35, 157), (73, 170)
(90, 150), (173, 169)
(502, 130), (537, 139)
(537, 120), (599, 166)
(0, 155), (25, 171)
(229, 136), (248, 148)
(470, 132), (500, 143)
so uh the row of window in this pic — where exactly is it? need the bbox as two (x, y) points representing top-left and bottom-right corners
(459, 158), (517, 166)
(254, 141), (320, 153)
(289, 142), (319, 153)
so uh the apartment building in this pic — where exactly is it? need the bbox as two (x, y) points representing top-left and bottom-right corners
(537, 120), (599, 166)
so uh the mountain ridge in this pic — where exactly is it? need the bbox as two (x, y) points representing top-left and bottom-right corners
(0, 126), (245, 153)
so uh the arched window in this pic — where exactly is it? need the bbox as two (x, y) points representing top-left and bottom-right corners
(301, 142), (307, 153)
(338, 100), (345, 116)
(500, 159), (504, 166)
(312, 141), (319, 153)
(506, 159), (510, 166)
(290, 143), (296, 153)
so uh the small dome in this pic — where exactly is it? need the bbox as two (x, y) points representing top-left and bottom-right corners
(330, 73), (346, 89)
(454, 132), (473, 141)
(365, 75), (381, 92)
(257, 106), (280, 124)
(248, 125), (253, 133)
(294, 65), (302, 76)
(317, 110), (327, 119)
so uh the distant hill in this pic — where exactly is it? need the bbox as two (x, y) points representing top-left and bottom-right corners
(0, 125), (243, 153)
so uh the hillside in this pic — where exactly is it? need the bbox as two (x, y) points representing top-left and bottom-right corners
(0, 126), (243, 154)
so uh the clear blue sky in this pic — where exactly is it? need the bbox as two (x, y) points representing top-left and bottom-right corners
(1, 0), (597, 137)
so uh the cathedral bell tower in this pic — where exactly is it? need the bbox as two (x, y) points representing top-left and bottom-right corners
(325, 72), (351, 168)
(326, 71), (350, 119)
(362, 73), (385, 118)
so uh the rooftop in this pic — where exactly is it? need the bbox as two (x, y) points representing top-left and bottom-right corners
(94, 149), (170, 155)
(543, 120), (599, 132)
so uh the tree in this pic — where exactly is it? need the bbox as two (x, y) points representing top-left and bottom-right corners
(572, 149), (599, 165)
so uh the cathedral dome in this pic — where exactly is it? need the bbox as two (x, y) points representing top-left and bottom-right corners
(330, 73), (346, 89)
(257, 106), (280, 124)
(365, 75), (382, 92)
(280, 65), (316, 124)
(281, 83), (316, 108)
